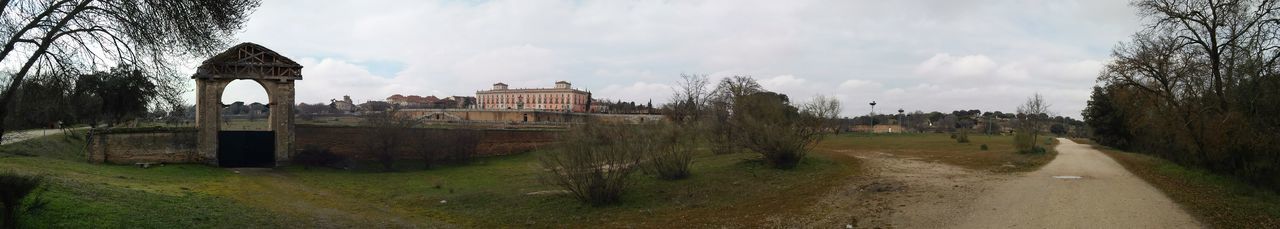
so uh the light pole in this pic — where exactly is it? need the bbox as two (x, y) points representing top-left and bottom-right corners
(898, 108), (905, 130)
(869, 101), (877, 133)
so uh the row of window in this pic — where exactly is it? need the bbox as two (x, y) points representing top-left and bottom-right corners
(478, 93), (586, 105)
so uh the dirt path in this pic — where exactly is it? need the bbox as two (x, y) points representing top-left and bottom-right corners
(811, 138), (1202, 228)
(2, 127), (85, 145)
(952, 138), (1201, 228)
(801, 151), (1005, 228)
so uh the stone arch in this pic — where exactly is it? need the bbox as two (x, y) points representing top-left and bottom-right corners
(413, 111), (463, 121)
(192, 43), (302, 167)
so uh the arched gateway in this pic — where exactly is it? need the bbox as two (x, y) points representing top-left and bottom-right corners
(193, 43), (301, 167)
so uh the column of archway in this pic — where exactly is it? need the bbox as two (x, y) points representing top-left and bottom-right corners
(258, 79), (296, 163)
(195, 78), (233, 165)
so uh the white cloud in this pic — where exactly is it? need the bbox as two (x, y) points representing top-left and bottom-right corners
(187, 0), (1143, 119)
(914, 53), (999, 79)
(595, 82), (673, 104)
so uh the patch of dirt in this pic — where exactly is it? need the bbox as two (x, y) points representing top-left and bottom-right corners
(791, 149), (1008, 228)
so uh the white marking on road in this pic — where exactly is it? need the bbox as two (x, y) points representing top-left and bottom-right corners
(1052, 176), (1083, 179)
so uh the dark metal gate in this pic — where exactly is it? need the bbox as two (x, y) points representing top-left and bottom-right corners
(218, 131), (275, 167)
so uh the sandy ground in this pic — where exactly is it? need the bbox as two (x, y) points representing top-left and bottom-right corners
(808, 138), (1202, 228)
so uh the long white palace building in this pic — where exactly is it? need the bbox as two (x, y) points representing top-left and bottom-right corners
(475, 81), (593, 112)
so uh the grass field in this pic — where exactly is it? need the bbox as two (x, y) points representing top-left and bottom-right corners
(0, 130), (1061, 227)
(817, 132), (1058, 172)
(1076, 139), (1280, 228)
(0, 131), (854, 227)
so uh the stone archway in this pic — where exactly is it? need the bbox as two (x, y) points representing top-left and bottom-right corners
(192, 43), (302, 167)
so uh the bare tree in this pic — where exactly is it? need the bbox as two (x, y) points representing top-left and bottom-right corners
(706, 75), (762, 154)
(1133, 0), (1280, 111)
(664, 73), (710, 122)
(0, 0), (259, 139)
(362, 108), (418, 171)
(1016, 93), (1051, 152)
(802, 95), (842, 135)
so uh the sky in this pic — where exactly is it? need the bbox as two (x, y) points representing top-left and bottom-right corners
(209, 0), (1143, 118)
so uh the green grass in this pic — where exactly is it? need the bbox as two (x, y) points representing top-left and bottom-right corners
(817, 132), (1057, 172)
(1, 131), (853, 227)
(280, 149), (848, 227)
(0, 130), (89, 161)
(1079, 139), (1280, 228)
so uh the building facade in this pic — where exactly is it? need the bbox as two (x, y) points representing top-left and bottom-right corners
(476, 81), (592, 112)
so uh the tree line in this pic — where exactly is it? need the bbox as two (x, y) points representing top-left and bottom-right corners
(1084, 0), (1280, 191)
(1, 65), (168, 130)
(0, 0), (259, 141)
(538, 74), (841, 205)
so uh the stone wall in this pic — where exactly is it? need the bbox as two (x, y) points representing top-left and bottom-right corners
(399, 109), (665, 124)
(86, 126), (560, 164)
(294, 125), (559, 161)
(87, 128), (201, 164)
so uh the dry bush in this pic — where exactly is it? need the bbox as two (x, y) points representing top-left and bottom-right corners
(361, 108), (418, 171)
(956, 129), (970, 143)
(638, 123), (697, 180)
(540, 123), (642, 206)
(731, 92), (826, 169)
(294, 145), (348, 169)
(417, 129), (483, 169)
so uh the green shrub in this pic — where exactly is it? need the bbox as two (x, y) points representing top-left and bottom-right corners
(1015, 132), (1044, 154)
(980, 144), (989, 150)
(0, 171), (45, 229)
(956, 130), (970, 143)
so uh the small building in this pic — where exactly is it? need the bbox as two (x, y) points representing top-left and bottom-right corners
(330, 95), (358, 113)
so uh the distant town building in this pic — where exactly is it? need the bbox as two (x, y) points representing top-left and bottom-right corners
(476, 81), (593, 112)
(386, 94), (440, 107)
(330, 95), (358, 113)
(445, 96), (477, 109)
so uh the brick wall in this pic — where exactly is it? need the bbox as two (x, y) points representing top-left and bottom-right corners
(87, 129), (201, 164)
(294, 125), (559, 161)
(85, 126), (558, 164)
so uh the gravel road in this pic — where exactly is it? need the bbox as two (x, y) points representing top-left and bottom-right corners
(952, 138), (1201, 228)
(1, 128), (83, 145)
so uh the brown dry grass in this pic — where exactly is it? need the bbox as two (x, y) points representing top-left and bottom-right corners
(817, 133), (1058, 173)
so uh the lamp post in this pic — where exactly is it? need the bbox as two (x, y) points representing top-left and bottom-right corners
(898, 108), (905, 129)
(869, 101), (877, 133)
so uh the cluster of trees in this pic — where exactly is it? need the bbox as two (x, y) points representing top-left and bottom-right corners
(2, 66), (165, 130)
(1084, 0), (1280, 191)
(841, 108), (1082, 136)
(593, 99), (656, 114)
(542, 74), (840, 205)
(0, 0), (259, 140)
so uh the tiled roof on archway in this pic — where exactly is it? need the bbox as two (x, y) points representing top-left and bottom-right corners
(193, 42), (303, 80)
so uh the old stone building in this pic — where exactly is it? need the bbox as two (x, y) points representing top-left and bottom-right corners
(476, 81), (592, 112)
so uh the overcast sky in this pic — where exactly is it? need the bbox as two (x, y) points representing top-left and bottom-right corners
(210, 0), (1142, 118)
